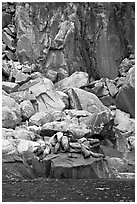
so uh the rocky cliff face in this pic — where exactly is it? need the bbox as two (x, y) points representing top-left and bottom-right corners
(2, 2), (135, 180)
(3, 2), (135, 80)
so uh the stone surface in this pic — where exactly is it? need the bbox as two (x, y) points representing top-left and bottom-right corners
(20, 100), (35, 120)
(15, 71), (30, 85)
(68, 88), (108, 114)
(14, 128), (35, 141)
(115, 84), (135, 118)
(55, 71), (89, 92)
(42, 153), (117, 179)
(2, 128), (15, 139)
(2, 106), (21, 129)
(28, 78), (65, 113)
(56, 91), (69, 108)
(29, 112), (54, 126)
(2, 81), (19, 94)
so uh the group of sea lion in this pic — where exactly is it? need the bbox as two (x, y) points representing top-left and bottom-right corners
(34, 132), (105, 160)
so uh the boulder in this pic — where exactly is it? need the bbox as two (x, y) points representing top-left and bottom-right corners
(2, 81), (19, 94)
(20, 100), (35, 120)
(2, 154), (36, 180)
(29, 112), (54, 126)
(114, 109), (135, 132)
(28, 78), (65, 113)
(57, 67), (69, 81)
(14, 127), (35, 141)
(2, 31), (15, 50)
(2, 11), (12, 28)
(68, 88), (108, 114)
(44, 69), (57, 82)
(105, 78), (119, 97)
(2, 106), (21, 128)
(2, 128), (15, 139)
(41, 120), (91, 139)
(2, 94), (22, 119)
(115, 84), (135, 118)
(99, 95), (115, 107)
(55, 71), (89, 92)
(42, 153), (117, 179)
(2, 139), (16, 155)
(15, 71), (30, 85)
(56, 91), (69, 108)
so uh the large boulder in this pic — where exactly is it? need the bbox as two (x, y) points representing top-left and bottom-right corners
(68, 88), (109, 114)
(27, 78), (65, 113)
(41, 153), (118, 179)
(2, 128), (15, 139)
(14, 127), (35, 141)
(2, 106), (21, 128)
(115, 66), (135, 118)
(20, 100), (35, 120)
(2, 82), (19, 94)
(29, 112), (54, 126)
(55, 71), (89, 92)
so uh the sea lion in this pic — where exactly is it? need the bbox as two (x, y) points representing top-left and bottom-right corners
(90, 150), (105, 158)
(61, 135), (69, 152)
(81, 144), (91, 158)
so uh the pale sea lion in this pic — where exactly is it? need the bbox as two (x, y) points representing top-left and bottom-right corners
(61, 135), (69, 152)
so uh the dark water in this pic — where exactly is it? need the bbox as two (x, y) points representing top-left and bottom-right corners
(2, 178), (135, 202)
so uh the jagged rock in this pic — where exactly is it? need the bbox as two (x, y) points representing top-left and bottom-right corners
(68, 88), (108, 114)
(99, 95), (116, 107)
(114, 109), (135, 132)
(10, 91), (26, 103)
(2, 139), (16, 154)
(2, 106), (21, 128)
(44, 69), (57, 82)
(55, 71), (89, 92)
(2, 31), (15, 51)
(41, 153), (117, 179)
(2, 94), (21, 117)
(2, 81), (19, 94)
(2, 154), (36, 180)
(22, 64), (32, 74)
(2, 60), (11, 78)
(56, 91), (69, 108)
(119, 58), (134, 76)
(115, 84), (135, 117)
(105, 78), (119, 97)
(52, 111), (66, 121)
(125, 66), (135, 88)
(15, 71), (31, 85)
(2, 90), (9, 96)
(14, 127), (35, 141)
(2, 128), (15, 139)
(29, 112), (54, 126)
(57, 68), (69, 81)
(41, 120), (91, 139)
(28, 78), (65, 113)
(2, 42), (6, 52)
(2, 12), (12, 28)
(4, 50), (17, 61)
(20, 100), (35, 120)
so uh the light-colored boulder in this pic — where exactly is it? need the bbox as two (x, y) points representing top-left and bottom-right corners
(68, 88), (109, 114)
(14, 127), (35, 141)
(2, 81), (19, 94)
(55, 71), (89, 92)
(29, 112), (54, 126)
(2, 128), (15, 139)
(20, 100), (35, 120)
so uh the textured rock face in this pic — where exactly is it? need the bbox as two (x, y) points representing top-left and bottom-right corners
(14, 2), (135, 80)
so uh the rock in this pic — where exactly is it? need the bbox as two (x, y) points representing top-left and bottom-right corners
(115, 84), (135, 118)
(55, 71), (89, 92)
(28, 78), (65, 113)
(44, 69), (57, 82)
(125, 66), (135, 88)
(119, 58), (134, 76)
(2, 139), (16, 155)
(2, 81), (19, 94)
(2, 128), (15, 139)
(2, 90), (10, 96)
(2, 31), (15, 51)
(114, 109), (135, 132)
(20, 100), (35, 120)
(2, 60), (11, 78)
(2, 12), (12, 28)
(127, 136), (135, 151)
(43, 153), (117, 179)
(52, 111), (66, 121)
(105, 78), (119, 97)
(56, 91), (69, 108)
(57, 68), (69, 81)
(10, 91), (26, 103)
(65, 109), (92, 118)
(99, 95), (115, 107)
(2, 94), (21, 118)
(29, 112), (54, 126)
(17, 139), (40, 154)
(41, 120), (91, 139)
(15, 71), (30, 85)
(3, 154), (36, 180)
(14, 127), (35, 141)
(2, 106), (21, 128)
(2, 42), (6, 52)
(68, 88), (108, 114)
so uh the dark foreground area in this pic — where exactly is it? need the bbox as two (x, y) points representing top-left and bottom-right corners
(2, 178), (135, 202)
